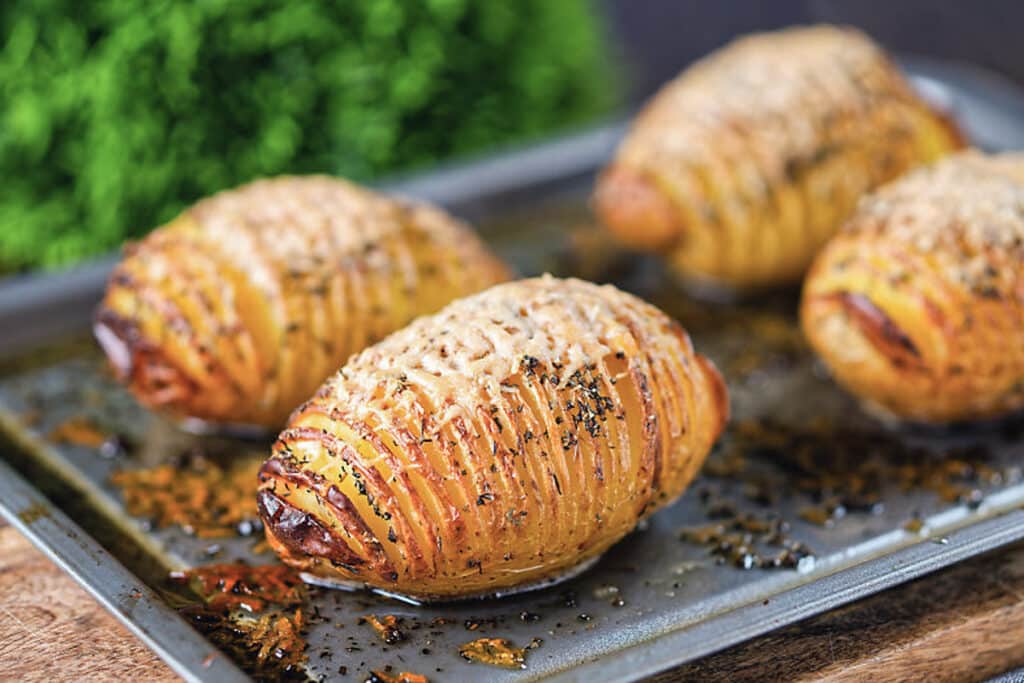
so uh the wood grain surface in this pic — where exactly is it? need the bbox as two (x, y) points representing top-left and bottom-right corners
(0, 523), (178, 683)
(1, 519), (1023, 682)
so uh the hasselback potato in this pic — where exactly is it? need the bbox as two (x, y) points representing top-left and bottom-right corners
(802, 152), (1024, 423)
(595, 25), (964, 290)
(257, 276), (728, 601)
(95, 176), (511, 428)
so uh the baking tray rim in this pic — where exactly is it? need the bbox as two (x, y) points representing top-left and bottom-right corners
(3, 56), (1024, 682)
(0, 457), (250, 683)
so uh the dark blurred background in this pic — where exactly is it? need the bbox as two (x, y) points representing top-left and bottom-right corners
(1, 0), (1019, 273)
(608, 1), (1024, 102)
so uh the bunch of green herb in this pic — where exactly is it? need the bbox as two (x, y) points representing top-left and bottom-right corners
(0, 0), (615, 271)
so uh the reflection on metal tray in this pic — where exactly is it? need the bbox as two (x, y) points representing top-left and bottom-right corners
(2, 59), (1024, 683)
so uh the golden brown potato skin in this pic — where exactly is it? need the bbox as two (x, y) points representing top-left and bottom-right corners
(801, 152), (1024, 423)
(257, 276), (728, 600)
(595, 25), (965, 290)
(95, 176), (511, 428)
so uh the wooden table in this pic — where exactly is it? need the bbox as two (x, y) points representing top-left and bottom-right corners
(0, 523), (176, 682)
(2, 521), (1023, 683)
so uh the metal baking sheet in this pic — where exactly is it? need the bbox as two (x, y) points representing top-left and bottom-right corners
(2, 59), (1024, 683)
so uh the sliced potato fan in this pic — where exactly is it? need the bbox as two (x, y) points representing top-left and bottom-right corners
(595, 25), (964, 290)
(95, 176), (511, 428)
(257, 276), (728, 601)
(802, 151), (1024, 423)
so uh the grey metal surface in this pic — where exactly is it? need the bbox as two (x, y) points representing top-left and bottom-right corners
(1, 59), (1024, 682)
(988, 668), (1024, 683)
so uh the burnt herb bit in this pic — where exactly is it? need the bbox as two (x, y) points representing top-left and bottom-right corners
(798, 497), (847, 528)
(47, 415), (111, 448)
(459, 638), (528, 669)
(183, 606), (308, 680)
(170, 563), (306, 613)
(679, 513), (814, 570)
(710, 418), (1009, 530)
(366, 671), (429, 683)
(360, 615), (407, 645)
(110, 451), (264, 538)
(903, 516), (925, 533)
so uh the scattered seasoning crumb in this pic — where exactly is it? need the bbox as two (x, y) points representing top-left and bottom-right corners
(365, 671), (428, 683)
(98, 434), (132, 459)
(16, 502), (48, 525)
(458, 638), (527, 670)
(798, 501), (846, 528)
(110, 452), (263, 537)
(679, 514), (813, 570)
(47, 416), (109, 448)
(170, 563), (305, 613)
(360, 615), (406, 645)
(183, 606), (307, 679)
(691, 416), (1015, 564)
(670, 561), (701, 576)
(725, 418), (1007, 511)
(251, 538), (273, 555)
(903, 518), (925, 533)
(592, 585), (619, 600)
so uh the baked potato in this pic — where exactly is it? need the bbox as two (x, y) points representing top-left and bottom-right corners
(595, 25), (964, 290)
(95, 176), (511, 428)
(257, 276), (728, 601)
(802, 151), (1024, 423)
